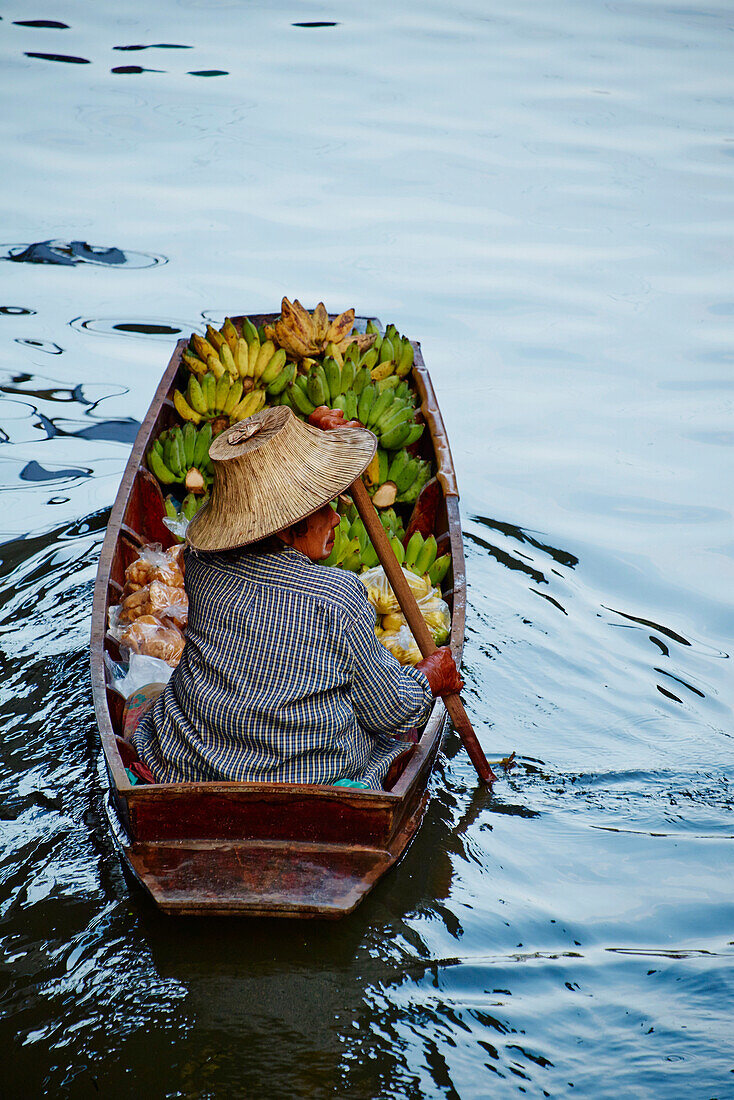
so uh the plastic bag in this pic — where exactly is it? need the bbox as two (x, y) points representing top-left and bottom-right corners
(380, 625), (423, 666)
(378, 588), (451, 646)
(104, 651), (174, 698)
(359, 565), (432, 615)
(117, 614), (185, 666)
(117, 580), (188, 628)
(122, 543), (184, 596)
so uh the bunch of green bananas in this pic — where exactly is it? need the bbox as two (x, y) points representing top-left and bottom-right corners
(364, 320), (415, 382)
(403, 531), (451, 586)
(147, 422), (214, 494)
(176, 316), (296, 424)
(164, 492), (208, 539)
(322, 507), (407, 572)
(283, 367), (423, 451)
(362, 447), (433, 507)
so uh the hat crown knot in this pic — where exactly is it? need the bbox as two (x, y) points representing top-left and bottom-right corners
(227, 423), (262, 445)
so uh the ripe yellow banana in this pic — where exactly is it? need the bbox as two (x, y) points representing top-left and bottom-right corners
(173, 389), (202, 424)
(230, 388), (266, 421)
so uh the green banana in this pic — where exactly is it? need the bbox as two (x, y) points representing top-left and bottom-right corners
(402, 423), (425, 446)
(361, 541), (379, 569)
(290, 381), (316, 417)
(379, 337), (394, 364)
(390, 536), (405, 566)
(340, 355), (355, 393)
(429, 553), (451, 588)
(164, 495), (178, 520)
(241, 317), (259, 344)
(352, 365), (371, 396)
(376, 375), (400, 394)
(343, 391), (358, 420)
(193, 422), (212, 467)
(388, 449), (410, 484)
(260, 348), (287, 385)
(405, 531), (424, 571)
(360, 347), (379, 371)
(357, 384), (376, 425)
(413, 534), (437, 576)
(182, 422), (196, 468)
(365, 319), (380, 335)
(379, 421), (412, 450)
(182, 492), (201, 522)
(396, 457), (420, 495)
(396, 340), (414, 377)
(399, 463), (431, 503)
(366, 388), (395, 428)
(268, 360), (295, 395)
(148, 448), (179, 485)
(306, 363), (329, 407)
(323, 357), (342, 402)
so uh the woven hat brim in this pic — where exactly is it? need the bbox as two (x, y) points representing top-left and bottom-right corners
(186, 415), (377, 552)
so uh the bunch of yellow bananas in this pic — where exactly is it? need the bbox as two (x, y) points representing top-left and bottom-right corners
(174, 316), (295, 424)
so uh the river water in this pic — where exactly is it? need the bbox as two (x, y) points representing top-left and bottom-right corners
(1, 1), (733, 1096)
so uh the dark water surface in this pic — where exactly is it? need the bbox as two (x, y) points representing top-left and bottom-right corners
(2, 1), (733, 1096)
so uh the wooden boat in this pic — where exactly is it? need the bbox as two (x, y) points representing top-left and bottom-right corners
(90, 314), (465, 918)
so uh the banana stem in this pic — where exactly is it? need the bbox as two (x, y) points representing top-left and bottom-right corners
(349, 477), (497, 785)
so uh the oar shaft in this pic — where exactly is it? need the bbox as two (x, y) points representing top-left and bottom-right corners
(349, 478), (496, 784)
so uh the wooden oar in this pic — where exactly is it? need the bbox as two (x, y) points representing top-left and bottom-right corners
(349, 478), (497, 784)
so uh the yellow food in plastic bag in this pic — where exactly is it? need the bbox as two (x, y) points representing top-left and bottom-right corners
(380, 626), (422, 666)
(360, 565), (431, 615)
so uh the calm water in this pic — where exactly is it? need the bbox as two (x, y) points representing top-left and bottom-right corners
(2, 0), (733, 1095)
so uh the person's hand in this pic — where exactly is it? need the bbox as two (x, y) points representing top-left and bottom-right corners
(309, 406), (362, 431)
(415, 647), (464, 696)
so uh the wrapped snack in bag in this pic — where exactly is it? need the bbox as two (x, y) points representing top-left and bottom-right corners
(359, 565), (431, 616)
(118, 580), (188, 628)
(119, 615), (185, 666)
(122, 542), (185, 596)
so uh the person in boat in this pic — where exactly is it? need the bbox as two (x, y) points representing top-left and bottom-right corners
(133, 404), (463, 790)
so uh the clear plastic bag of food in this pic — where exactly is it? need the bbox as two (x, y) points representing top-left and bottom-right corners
(122, 542), (185, 596)
(379, 588), (451, 645)
(118, 614), (185, 666)
(380, 625), (423, 666)
(359, 565), (432, 615)
(117, 580), (188, 628)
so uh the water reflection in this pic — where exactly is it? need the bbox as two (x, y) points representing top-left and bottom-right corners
(3, 241), (166, 268)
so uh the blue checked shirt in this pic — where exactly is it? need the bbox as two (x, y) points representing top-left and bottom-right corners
(133, 544), (433, 789)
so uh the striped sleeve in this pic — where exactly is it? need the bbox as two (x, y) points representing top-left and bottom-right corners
(345, 584), (433, 737)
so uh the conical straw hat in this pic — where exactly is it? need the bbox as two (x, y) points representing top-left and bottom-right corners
(186, 405), (377, 552)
